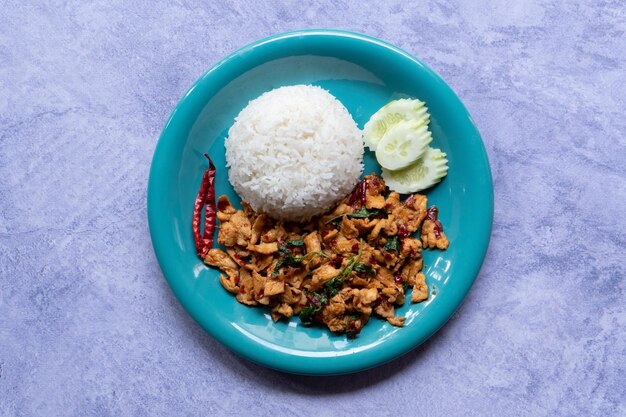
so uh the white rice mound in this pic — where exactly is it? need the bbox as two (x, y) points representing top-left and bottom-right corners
(225, 85), (363, 222)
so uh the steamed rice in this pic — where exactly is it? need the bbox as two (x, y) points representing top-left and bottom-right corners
(225, 85), (363, 222)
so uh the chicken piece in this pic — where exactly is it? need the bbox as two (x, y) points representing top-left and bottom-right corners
(414, 257), (424, 271)
(261, 224), (287, 243)
(333, 235), (360, 254)
(218, 211), (251, 247)
(396, 291), (406, 305)
(329, 202), (353, 217)
(388, 237), (422, 273)
(325, 317), (349, 333)
(403, 260), (423, 287)
(264, 279), (285, 297)
(365, 193), (385, 210)
(326, 292), (354, 326)
(324, 294), (347, 318)
(303, 231), (323, 268)
(374, 299), (395, 319)
(369, 218), (386, 241)
(250, 214), (268, 245)
(271, 303), (293, 320)
(352, 218), (377, 235)
(392, 194), (428, 233)
(401, 237), (422, 259)
(240, 201), (255, 218)
(291, 291), (309, 314)
(226, 248), (249, 268)
(372, 249), (387, 267)
(387, 316), (405, 327)
(216, 195), (236, 222)
(405, 193), (428, 213)
(350, 276), (370, 287)
(219, 274), (239, 294)
(384, 192), (401, 212)
(204, 248), (238, 278)
(235, 268), (256, 306)
(340, 217), (359, 239)
(384, 214), (398, 236)
(280, 285), (302, 305)
(421, 219), (450, 250)
(359, 241), (376, 264)
(411, 272), (428, 303)
(286, 268), (308, 289)
(381, 286), (402, 304)
(247, 242), (278, 255)
(353, 287), (378, 315)
(321, 229), (338, 243)
(304, 231), (321, 253)
(251, 271), (265, 299)
(308, 264), (341, 291)
(255, 254), (274, 272)
(376, 267), (395, 288)
(334, 287), (357, 309)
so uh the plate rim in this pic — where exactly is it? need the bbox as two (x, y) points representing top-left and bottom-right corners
(148, 29), (494, 375)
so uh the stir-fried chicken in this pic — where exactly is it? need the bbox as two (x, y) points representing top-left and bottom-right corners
(203, 174), (449, 338)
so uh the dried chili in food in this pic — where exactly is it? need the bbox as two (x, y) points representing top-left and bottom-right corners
(192, 154), (217, 258)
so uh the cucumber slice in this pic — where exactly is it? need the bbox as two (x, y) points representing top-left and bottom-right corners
(363, 99), (429, 151)
(382, 147), (449, 194)
(375, 120), (432, 170)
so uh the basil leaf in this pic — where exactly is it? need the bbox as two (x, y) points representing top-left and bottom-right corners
(285, 239), (305, 247)
(384, 236), (400, 252)
(272, 259), (285, 276)
(354, 263), (375, 275)
(347, 206), (371, 218)
(299, 292), (327, 326)
(325, 276), (343, 297)
(325, 208), (385, 224)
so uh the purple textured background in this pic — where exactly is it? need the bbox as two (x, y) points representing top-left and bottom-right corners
(1, 1), (625, 416)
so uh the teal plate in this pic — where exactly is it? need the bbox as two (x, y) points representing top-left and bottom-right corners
(148, 30), (493, 375)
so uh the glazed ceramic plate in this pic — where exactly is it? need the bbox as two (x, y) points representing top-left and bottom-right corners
(148, 30), (493, 375)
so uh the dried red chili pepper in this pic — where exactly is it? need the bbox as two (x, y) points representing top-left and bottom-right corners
(347, 178), (368, 208)
(426, 206), (443, 239)
(360, 179), (367, 207)
(348, 182), (360, 206)
(330, 255), (344, 269)
(397, 224), (410, 238)
(192, 154), (217, 258)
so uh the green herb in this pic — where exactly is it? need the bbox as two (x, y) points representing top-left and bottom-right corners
(349, 206), (377, 218)
(271, 259), (286, 276)
(285, 239), (305, 247)
(354, 262), (375, 275)
(384, 236), (400, 252)
(403, 280), (410, 292)
(272, 243), (327, 276)
(324, 239), (364, 296)
(299, 240), (364, 328)
(299, 291), (327, 326)
(325, 276), (343, 297)
(325, 207), (386, 224)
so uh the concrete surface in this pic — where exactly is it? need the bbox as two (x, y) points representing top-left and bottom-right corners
(1, 1), (625, 416)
